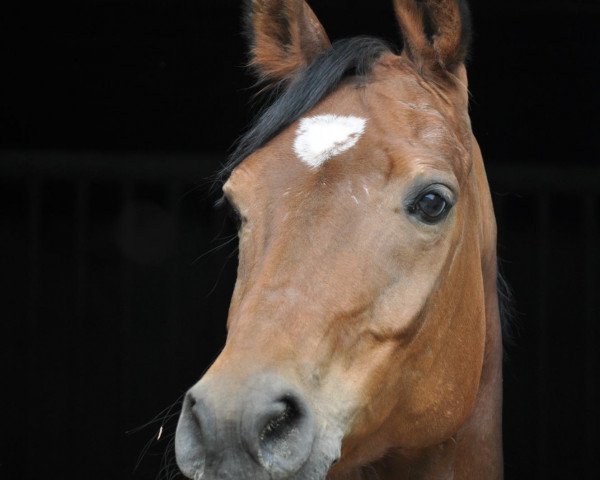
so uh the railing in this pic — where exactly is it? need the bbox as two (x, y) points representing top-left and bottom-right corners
(1, 151), (598, 479)
(487, 162), (599, 479)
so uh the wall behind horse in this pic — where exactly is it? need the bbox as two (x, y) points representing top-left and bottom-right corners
(1, 1), (598, 479)
(2, 154), (599, 480)
(1, 153), (235, 479)
(1, 1), (597, 164)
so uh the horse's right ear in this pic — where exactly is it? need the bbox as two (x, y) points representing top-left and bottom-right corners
(245, 0), (331, 84)
(393, 0), (472, 75)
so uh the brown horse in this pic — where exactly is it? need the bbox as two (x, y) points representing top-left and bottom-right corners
(175, 1), (504, 479)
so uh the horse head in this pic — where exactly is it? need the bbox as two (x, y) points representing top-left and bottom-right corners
(176, 1), (503, 478)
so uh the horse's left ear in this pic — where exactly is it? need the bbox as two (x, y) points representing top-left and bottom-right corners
(245, 0), (331, 83)
(393, 0), (472, 75)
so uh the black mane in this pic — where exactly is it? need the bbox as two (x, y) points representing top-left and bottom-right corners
(219, 36), (392, 181)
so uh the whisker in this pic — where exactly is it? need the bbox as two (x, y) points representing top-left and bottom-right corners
(130, 395), (184, 473)
(204, 246), (239, 298)
(192, 234), (238, 265)
(134, 432), (160, 472)
(127, 394), (184, 434)
(157, 436), (180, 480)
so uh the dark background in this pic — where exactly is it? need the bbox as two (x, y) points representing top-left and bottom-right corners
(1, 0), (598, 479)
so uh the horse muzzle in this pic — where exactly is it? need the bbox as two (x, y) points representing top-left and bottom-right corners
(175, 373), (323, 480)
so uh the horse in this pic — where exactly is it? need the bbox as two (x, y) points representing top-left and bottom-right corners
(175, 1), (504, 478)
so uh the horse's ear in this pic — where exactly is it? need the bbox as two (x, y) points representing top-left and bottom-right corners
(393, 0), (472, 74)
(245, 0), (331, 83)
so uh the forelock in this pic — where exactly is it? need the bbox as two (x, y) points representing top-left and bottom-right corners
(219, 36), (392, 182)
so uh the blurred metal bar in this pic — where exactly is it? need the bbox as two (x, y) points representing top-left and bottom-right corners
(168, 182), (182, 367)
(536, 191), (550, 479)
(75, 181), (89, 318)
(69, 181), (89, 445)
(26, 178), (41, 347)
(487, 164), (600, 192)
(3, 152), (600, 192)
(0, 150), (216, 181)
(118, 180), (135, 466)
(25, 177), (41, 479)
(584, 194), (598, 479)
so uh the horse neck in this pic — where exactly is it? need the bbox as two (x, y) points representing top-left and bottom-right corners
(361, 140), (504, 480)
(448, 139), (504, 479)
(353, 297), (503, 480)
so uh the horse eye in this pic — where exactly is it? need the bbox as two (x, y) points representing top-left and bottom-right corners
(412, 192), (449, 222)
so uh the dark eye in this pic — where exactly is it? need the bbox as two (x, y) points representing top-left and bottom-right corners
(410, 192), (450, 223)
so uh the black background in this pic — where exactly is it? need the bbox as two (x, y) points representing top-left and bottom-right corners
(1, 1), (599, 479)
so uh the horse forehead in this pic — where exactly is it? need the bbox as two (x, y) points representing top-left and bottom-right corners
(284, 81), (437, 173)
(229, 72), (465, 194)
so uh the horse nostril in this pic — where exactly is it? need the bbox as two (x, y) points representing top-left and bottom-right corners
(175, 393), (207, 479)
(260, 396), (302, 446)
(244, 389), (315, 478)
